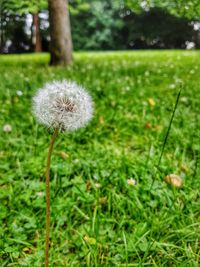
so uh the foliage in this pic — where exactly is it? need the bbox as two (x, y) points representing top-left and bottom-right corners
(69, 0), (90, 15)
(0, 51), (199, 266)
(0, 0), (47, 14)
(0, 0), (47, 53)
(126, 0), (200, 20)
(71, 0), (124, 50)
(154, 0), (200, 20)
(71, 4), (199, 50)
(0, 13), (31, 53)
(123, 8), (198, 49)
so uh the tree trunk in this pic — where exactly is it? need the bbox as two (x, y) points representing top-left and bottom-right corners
(48, 0), (73, 66)
(0, 8), (5, 53)
(32, 13), (42, 52)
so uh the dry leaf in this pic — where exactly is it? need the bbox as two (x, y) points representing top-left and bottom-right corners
(154, 125), (162, 131)
(145, 122), (152, 129)
(164, 174), (183, 188)
(147, 98), (156, 107)
(180, 164), (188, 173)
(58, 151), (69, 160)
(86, 180), (92, 191)
(84, 235), (96, 245)
(99, 197), (107, 205)
(99, 116), (104, 124)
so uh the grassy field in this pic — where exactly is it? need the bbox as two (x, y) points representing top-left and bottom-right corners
(0, 51), (199, 266)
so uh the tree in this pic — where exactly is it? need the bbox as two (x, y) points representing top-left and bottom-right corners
(1, 0), (73, 65)
(0, 0), (47, 52)
(48, 0), (73, 65)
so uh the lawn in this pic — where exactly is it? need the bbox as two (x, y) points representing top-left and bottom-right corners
(0, 51), (199, 266)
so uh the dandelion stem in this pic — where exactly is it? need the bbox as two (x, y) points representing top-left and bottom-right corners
(45, 127), (59, 267)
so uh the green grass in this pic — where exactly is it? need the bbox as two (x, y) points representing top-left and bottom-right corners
(0, 51), (199, 266)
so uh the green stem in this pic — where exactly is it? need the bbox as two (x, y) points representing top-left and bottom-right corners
(45, 128), (59, 267)
(158, 89), (181, 166)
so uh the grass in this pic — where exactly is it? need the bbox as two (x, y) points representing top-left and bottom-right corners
(0, 51), (199, 266)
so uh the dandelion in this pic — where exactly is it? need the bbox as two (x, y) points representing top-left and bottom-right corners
(3, 124), (12, 133)
(33, 80), (93, 131)
(33, 80), (93, 267)
(94, 183), (101, 189)
(16, 90), (23, 96)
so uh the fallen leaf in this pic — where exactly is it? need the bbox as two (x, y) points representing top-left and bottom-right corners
(99, 197), (107, 205)
(147, 98), (156, 108)
(153, 125), (162, 131)
(58, 151), (69, 160)
(180, 164), (188, 173)
(164, 174), (183, 188)
(86, 180), (92, 191)
(99, 116), (104, 124)
(145, 122), (152, 129)
(84, 235), (96, 245)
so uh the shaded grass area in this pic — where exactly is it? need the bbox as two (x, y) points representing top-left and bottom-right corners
(0, 51), (199, 266)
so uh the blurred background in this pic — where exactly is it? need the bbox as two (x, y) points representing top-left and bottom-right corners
(0, 0), (200, 54)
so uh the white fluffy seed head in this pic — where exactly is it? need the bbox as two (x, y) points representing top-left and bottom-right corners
(33, 80), (93, 131)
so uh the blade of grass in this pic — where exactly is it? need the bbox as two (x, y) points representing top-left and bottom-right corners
(150, 88), (182, 190)
(158, 88), (182, 166)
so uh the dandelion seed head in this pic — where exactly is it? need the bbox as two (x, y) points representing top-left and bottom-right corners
(33, 80), (93, 131)
(16, 90), (23, 96)
(3, 124), (12, 133)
